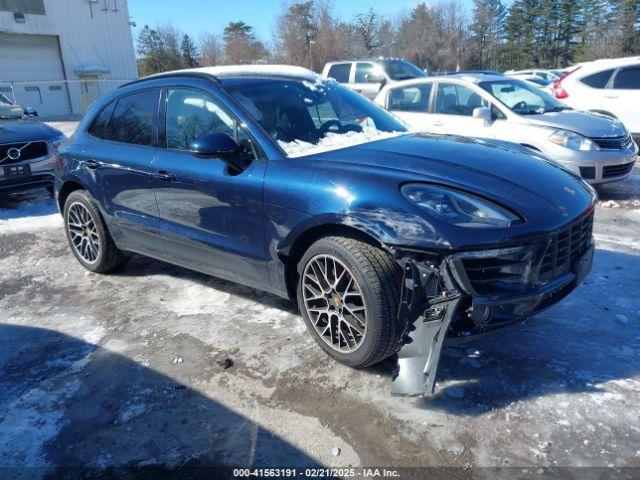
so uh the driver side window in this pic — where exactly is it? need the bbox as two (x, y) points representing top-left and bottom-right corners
(166, 88), (235, 151)
(434, 83), (487, 116)
(166, 88), (259, 161)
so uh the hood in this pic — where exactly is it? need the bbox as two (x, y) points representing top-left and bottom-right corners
(0, 120), (64, 144)
(520, 110), (627, 138)
(306, 133), (595, 233)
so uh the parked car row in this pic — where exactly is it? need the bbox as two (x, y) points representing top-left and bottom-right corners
(375, 73), (637, 184)
(49, 64), (600, 396)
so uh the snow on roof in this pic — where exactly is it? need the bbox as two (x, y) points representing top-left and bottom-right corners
(173, 65), (321, 82)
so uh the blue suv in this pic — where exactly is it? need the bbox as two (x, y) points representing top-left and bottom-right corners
(54, 66), (595, 396)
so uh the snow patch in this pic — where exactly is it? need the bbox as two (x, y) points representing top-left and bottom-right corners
(600, 200), (620, 208)
(279, 128), (407, 157)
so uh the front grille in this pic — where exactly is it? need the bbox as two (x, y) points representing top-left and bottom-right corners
(602, 161), (635, 179)
(590, 134), (634, 150)
(0, 141), (49, 165)
(0, 174), (53, 189)
(538, 212), (593, 283)
(459, 211), (594, 295)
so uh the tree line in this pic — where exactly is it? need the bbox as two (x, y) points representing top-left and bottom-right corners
(136, 0), (640, 77)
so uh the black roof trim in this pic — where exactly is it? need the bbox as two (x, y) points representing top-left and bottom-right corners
(119, 72), (219, 89)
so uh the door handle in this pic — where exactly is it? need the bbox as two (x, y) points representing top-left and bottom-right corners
(153, 170), (176, 182)
(84, 159), (101, 170)
(432, 121), (444, 127)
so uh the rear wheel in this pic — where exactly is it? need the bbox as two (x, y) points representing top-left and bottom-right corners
(297, 236), (402, 368)
(63, 190), (129, 273)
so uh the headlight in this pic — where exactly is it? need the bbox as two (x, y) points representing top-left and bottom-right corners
(401, 184), (520, 228)
(548, 129), (599, 151)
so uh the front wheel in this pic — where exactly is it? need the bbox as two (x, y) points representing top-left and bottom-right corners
(63, 190), (129, 273)
(297, 236), (402, 368)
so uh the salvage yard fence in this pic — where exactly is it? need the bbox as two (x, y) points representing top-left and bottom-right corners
(0, 78), (137, 122)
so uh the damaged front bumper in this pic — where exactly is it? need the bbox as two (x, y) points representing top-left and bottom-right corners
(391, 213), (595, 396)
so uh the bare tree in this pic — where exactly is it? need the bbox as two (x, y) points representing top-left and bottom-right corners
(352, 7), (382, 55)
(199, 33), (224, 66)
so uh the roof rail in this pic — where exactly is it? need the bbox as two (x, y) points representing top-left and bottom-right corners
(119, 71), (219, 89)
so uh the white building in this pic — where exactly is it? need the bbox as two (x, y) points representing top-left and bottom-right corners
(0, 0), (138, 119)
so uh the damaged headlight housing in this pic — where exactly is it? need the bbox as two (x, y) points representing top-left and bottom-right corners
(401, 184), (519, 228)
(548, 129), (599, 151)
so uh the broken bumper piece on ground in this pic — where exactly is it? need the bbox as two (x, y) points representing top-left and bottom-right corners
(391, 241), (594, 397)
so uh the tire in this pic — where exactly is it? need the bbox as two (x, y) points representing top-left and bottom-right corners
(297, 236), (402, 368)
(63, 190), (129, 273)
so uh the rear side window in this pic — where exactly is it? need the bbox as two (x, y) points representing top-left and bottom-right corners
(166, 88), (235, 151)
(580, 69), (614, 88)
(613, 66), (640, 89)
(327, 63), (351, 83)
(108, 90), (159, 146)
(88, 100), (116, 139)
(388, 84), (432, 112)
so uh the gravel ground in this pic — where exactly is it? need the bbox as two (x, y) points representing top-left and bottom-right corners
(0, 164), (639, 478)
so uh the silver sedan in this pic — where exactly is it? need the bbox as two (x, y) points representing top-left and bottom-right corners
(375, 74), (637, 185)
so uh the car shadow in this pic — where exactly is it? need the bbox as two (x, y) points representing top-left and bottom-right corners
(411, 248), (640, 415)
(0, 323), (321, 479)
(117, 254), (299, 314)
(595, 165), (640, 202)
(0, 189), (57, 220)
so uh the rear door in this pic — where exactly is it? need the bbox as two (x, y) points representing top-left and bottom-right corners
(83, 89), (164, 256)
(152, 86), (269, 284)
(384, 82), (434, 131)
(326, 63), (352, 86)
(606, 65), (640, 134)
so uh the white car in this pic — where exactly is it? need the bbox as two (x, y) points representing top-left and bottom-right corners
(374, 74), (637, 184)
(507, 73), (554, 94)
(552, 56), (640, 142)
(506, 69), (561, 83)
(321, 58), (427, 100)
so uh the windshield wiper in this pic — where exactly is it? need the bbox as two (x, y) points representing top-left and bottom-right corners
(544, 106), (569, 113)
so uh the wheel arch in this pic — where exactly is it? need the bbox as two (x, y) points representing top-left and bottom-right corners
(57, 179), (88, 212)
(281, 221), (389, 299)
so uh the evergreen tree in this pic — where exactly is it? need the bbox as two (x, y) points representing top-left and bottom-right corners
(470, 0), (507, 69)
(181, 34), (199, 68)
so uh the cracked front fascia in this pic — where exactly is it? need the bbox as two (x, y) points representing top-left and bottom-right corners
(391, 251), (463, 397)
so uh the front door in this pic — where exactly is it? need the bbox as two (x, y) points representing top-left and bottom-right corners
(429, 82), (494, 138)
(152, 87), (268, 284)
(351, 62), (384, 100)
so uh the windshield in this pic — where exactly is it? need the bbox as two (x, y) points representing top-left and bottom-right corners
(479, 79), (567, 115)
(380, 60), (426, 81)
(0, 93), (14, 105)
(226, 78), (407, 156)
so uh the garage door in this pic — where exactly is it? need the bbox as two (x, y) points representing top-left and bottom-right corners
(0, 33), (70, 118)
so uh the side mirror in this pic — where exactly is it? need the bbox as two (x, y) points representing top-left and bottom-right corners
(23, 107), (38, 118)
(189, 133), (250, 172)
(364, 73), (385, 84)
(472, 106), (492, 125)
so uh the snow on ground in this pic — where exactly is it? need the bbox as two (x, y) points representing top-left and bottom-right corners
(0, 167), (639, 475)
(279, 128), (407, 157)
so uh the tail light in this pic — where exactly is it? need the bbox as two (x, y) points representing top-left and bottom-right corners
(553, 67), (580, 99)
